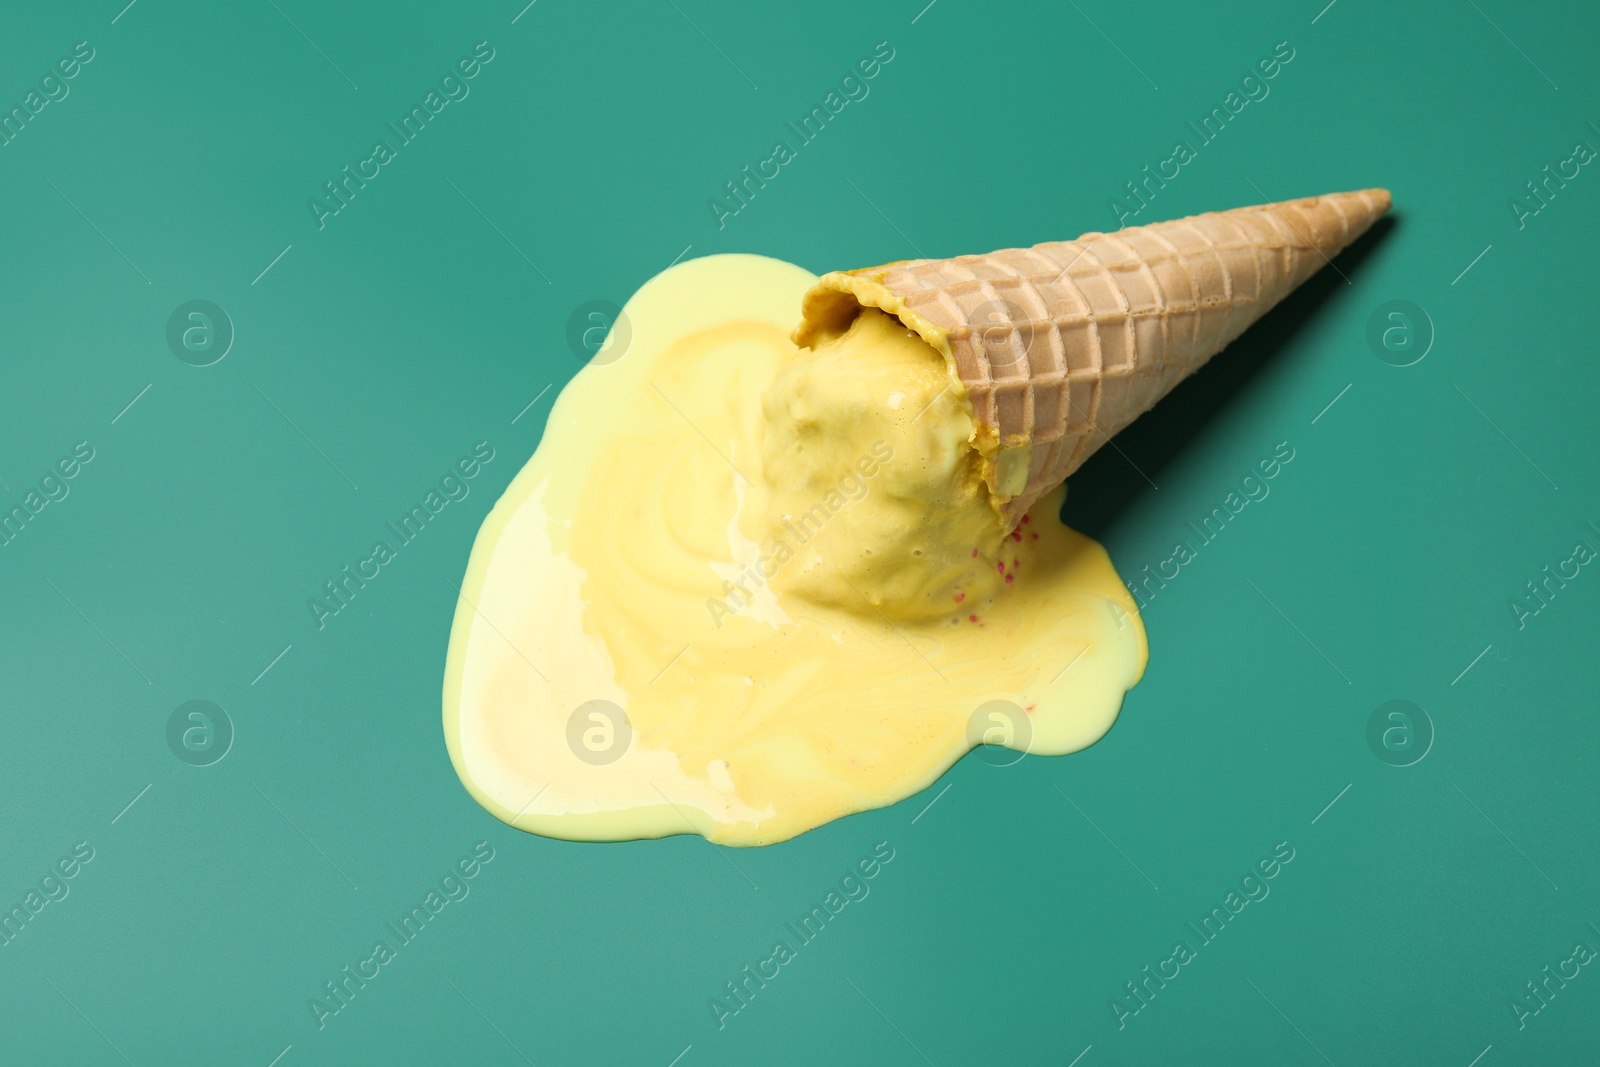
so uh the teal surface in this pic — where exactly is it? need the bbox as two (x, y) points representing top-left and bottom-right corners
(3, 0), (1597, 1063)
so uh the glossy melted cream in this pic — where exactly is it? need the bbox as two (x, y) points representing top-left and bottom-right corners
(443, 254), (1147, 846)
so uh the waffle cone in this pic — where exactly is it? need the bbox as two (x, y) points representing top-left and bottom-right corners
(793, 189), (1391, 525)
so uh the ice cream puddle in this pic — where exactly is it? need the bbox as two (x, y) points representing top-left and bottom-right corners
(443, 254), (1145, 846)
(443, 190), (1389, 846)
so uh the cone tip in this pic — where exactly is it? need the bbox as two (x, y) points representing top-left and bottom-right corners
(1350, 187), (1388, 214)
(1340, 187), (1392, 241)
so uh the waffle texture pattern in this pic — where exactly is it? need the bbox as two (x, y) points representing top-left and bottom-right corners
(795, 189), (1391, 524)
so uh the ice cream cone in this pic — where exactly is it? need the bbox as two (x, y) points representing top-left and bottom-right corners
(793, 188), (1391, 525)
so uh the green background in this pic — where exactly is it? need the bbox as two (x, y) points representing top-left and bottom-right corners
(3, 0), (1597, 1063)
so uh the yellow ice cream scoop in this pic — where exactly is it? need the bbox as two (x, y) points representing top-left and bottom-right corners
(761, 307), (1005, 620)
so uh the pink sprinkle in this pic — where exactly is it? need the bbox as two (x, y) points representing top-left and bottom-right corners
(968, 614), (979, 623)
(1004, 573), (1014, 584)
(1011, 530), (1022, 542)
(954, 592), (965, 603)
(971, 548), (979, 557)
(997, 561), (1005, 574)
(1021, 515), (1030, 524)
(1030, 532), (1039, 541)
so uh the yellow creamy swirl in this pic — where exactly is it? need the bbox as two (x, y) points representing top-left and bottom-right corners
(444, 254), (1146, 846)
